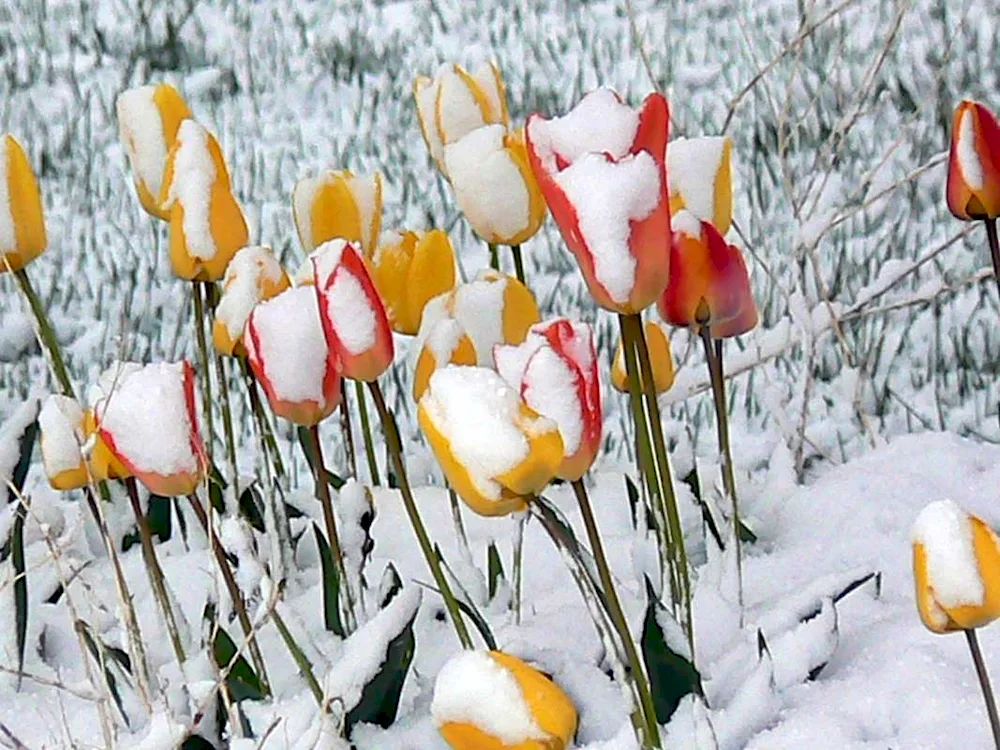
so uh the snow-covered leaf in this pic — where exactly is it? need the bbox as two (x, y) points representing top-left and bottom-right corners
(642, 577), (702, 724)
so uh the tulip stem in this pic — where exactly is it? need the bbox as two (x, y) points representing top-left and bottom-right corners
(240, 359), (287, 481)
(339, 381), (359, 479)
(511, 513), (526, 625)
(572, 479), (662, 747)
(367, 380), (473, 648)
(509, 244), (526, 285)
(13, 268), (74, 397)
(986, 219), (1000, 302)
(448, 486), (472, 561)
(203, 283), (240, 510)
(191, 282), (215, 465)
(488, 242), (500, 272)
(354, 381), (381, 486)
(966, 629), (1000, 750)
(307, 425), (358, 632)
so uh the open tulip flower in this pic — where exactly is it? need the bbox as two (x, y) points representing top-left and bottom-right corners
(212, 245), (291, 357)
(494, 318), (601, 482)
(116, 83), (191, 221)
(313, 238), (395, 382)
(418, 366), (563, 516)
(445, 125), (546, 246)
(947, 100), (1000, 222)
(158, 119), (249, 282)
(668, 135), (733, 235)
(93, 361), (206, 497)
(371, 229), (457, 335)
(611, 319), (675, 394)
(293, 169), (382, 257)
(0, 134), (46, 274)
(412, 318), (478, 401)
(525, 88), (671, 314)
(432, 649), (578, 750)
(414, 62), (508, 176)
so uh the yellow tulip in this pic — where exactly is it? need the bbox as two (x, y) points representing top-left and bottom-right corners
(371, 229), (457, 335)
(432, 650), (577, 750)
(292, 169), (382, 257)
(412, 318), (478, 401)
(667, 136), (733, 235)
(610, 319), (675, 394)
(38, 396), (89, 491)
(0, 134), (46, 274)
(212, 245), (291, 357)
(83, 409), (133, 482)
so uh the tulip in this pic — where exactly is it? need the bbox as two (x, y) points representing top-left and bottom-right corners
(667, 136), (733, 235)
(432, 649), (577, 750)
(292, 169), (383, 257)
(159, 120), (248, 282)
(414, 62), (508, 175)
(0, 134), (46, 274)
(212, 245), (291, 357)
(413, 318), (478, 401)
(610, 319), (675, 395)
(38, 396), (89, 491)
(525, 88), (671, 314)
(93, 361), (206, 497)
(245, 285), (342, 426)
(495, 318), (601, 481)
(947, 101), (1000, 222)
(116, 83), (192, 220)
(418, 366), (563, 516)
(371, 229), (457, 335)
(445, 125), (547, 246)
(312, 238), (395, 382)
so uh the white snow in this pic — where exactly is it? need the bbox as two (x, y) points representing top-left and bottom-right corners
(414, 73), (445, 167)
(672, 208), (703, 239)
(0, 398), (39, 491)
(527, 88), (639, 168)
(0, 135), (15, 255)
(292, 174), (324, 252)
(162, 120), (218, 260)
(215, 245), (287, 341)
(957, 106), (984, 190)
(911, 498), (984, 609)
(668, 136), (728, 224)
(471, 62), (504, 124)
(426, 317), (469, 363)
(313, 239), (378, 355)
(436, 65), (493, 146)
(38, 394), (85, 477)
(116, 86), (169, 199)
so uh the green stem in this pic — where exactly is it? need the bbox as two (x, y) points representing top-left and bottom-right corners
(354, 380), (381, 486)
(511, 513), (526, 625)
(509, 244), (526, 285)
(13, 268), (73, 396)
(191, 282), (214, 464)
(986, 218), (1000, 303)
(488, 242), (499, 272)
(967, 628), (1000, 750)
(339, 381), (359, 479)
(367, 381), (473, 648)
(272, 607), (324, 707)
(240, 358), (286, 481)
(204, 282), (240, 508)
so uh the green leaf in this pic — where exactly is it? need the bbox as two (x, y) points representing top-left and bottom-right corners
(208, 462), (227, 514)
(641, 577), (702, 724)
(181, 735), (216, 749)
(239, 484), (266, 533)
(212, 623), (267, 702)
(78, 620), (131, 728)
(4, 416), (37, 508)
(682, 460), (723, 550)
(738, 518), (757, 543)
(146, 494), (173, 542)
(624, 475), (640, 529)
(487, 542), (505, 601)
(379, 562), (403, 609)
(433, 544), (496, 650)
(312, 523), (345, 636)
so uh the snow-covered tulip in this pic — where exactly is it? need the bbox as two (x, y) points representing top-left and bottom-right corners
(412, 319), (477, 401)
(116, 83), (191, 220)
(159, 120), (248, 282)
(0, 134), (46, 274)
(371, 229), (457, 335)
(212, 245), (291, 357)
(495, 318), (601, 482)
(94, 361), (206, 497)
(313, 239), (394, 382)
(293, 169), (382, 257)
(38, 396), (89, 491)
(912, 499), (1000, 634)
(610, 320), (675, 394)
(432, 650), (577, 750)
(245, 286), (342, 426)
(947, 100), (1000, 221)
(526, 89), (671, 314)
(668, 136), (733, 235)
(658, 210), (757, 338)
(414, 62), (508, 175)
(445, 126), (546, 245)
(419, 367), (563, 517)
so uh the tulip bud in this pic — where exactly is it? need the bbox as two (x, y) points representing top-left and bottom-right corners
(432, 650), (578, 750)
(245, 286), (342, 426)
(657, 210), (757, 338)
(445, 125), (547, 246)
(371, 229), (457, 335)
(526, 89), (671, 314)
(159, 120), (248, 282)
(946, 100), (1000, 221)
(94, 361), (206, 497)
(293, 170), (383, 256)
(0, 134), (46, 274)
(912, 499), (1000, 634)
(495, 318), (602, 481)
(313, 239), (395, 382)
(413, 318), (478, 401)
(610, 319), (675, 394)
(116, 83), (191, 220)
(414, 62), (508, 175)
(212, 245), (291, 357)
(38, 396), (89, 491)
(668, 136), (733, 235)
(419, 366), (563, 516)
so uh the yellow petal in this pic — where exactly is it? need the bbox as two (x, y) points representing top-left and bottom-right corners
(501, 275), (541, 345)
(0, 134), (46, 273)
(489, 651), (578, 749)
(944, 518), (1000, 630)
(495, 402), (564, 497)
(609, 321), (674, 394)
(412, 324), (477, 401)
(407, 229), (457, 333)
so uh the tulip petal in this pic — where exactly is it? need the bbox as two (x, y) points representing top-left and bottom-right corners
(0, 134), (46, 272)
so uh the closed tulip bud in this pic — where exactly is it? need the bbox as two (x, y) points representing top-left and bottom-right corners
(495, 318), (601, 482)
(38, 396), (89, 491)
(313, 239), (395, 382)
(83, 408), (132, 482)
(418, 366), (563, 517)
(94, 361), (206, 497)
(293, 169), (382, 256)
(658, 210), (757, 338)
(610, 319), (675, 394)
(212, 245), (291, 357)
(432, 650), (578, 750)
(116, 83), (191, 220)
(414, 62), (509, 175)
(159, 120), (248, 282)
(412, 318), (477, 401)
(245, 286), (342, 426)
(0, 134), (46, 274)
(526, 89), (671, 314)
(947, 100), (1000, 221)
(445, 125), (547, 245)
(668, 136), (733, 235)
(371, 229), (457, 335)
